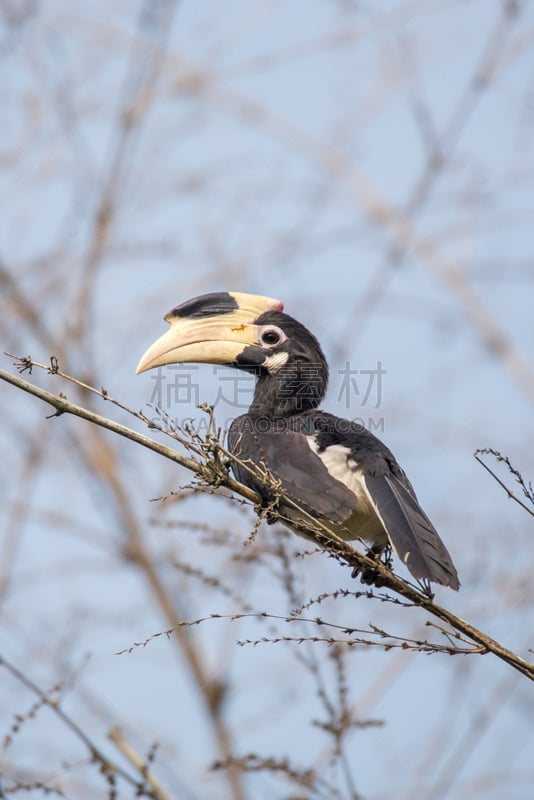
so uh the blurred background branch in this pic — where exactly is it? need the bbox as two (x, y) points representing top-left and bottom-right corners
(1, 2), (534, 798)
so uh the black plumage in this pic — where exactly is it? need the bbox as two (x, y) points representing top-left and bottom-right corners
(227, 309), (459, 590)
(137, 292), (460, 590)
(228, 409), (459, 589)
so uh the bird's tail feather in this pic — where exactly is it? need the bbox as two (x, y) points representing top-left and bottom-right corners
(362, 473), (460, 590)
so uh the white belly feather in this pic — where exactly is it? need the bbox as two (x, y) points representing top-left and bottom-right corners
(280, 440), (388, 545)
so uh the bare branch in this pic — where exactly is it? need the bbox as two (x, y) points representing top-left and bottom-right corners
(0, 654), (150, 796)
(2, 360), (534, 682)
(108, 727), (172, 800)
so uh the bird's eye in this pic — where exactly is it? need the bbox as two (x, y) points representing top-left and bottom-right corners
(259, 325), (285, 347)
(262, 330), (280, 345)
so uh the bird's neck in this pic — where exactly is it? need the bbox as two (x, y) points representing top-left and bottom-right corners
(249, 362), (327, 418)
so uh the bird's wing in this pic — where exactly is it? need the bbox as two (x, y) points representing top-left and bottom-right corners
(360, 471), (460, 589)
(228, 419), (357, 523)
(229, 415), (459, 589)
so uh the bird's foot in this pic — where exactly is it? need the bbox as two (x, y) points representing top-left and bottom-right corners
(254, 496), (279, 525)
(418, 578), (435, 599)
(352, 545), (392, 587)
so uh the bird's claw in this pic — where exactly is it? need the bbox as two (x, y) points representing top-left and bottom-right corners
(351, 545), (392, 586)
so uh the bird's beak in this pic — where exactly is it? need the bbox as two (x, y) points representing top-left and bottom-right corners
(136, 291), (283, 374)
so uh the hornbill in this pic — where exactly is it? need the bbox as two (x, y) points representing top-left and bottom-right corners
(136, 291), (459, 590)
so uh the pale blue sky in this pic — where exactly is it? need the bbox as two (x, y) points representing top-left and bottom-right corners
(2, 2), (534, 797)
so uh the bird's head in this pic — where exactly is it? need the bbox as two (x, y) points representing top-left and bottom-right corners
(136, 291), (328, 416)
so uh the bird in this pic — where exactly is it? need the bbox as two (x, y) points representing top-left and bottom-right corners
(136, 290), (459, 590)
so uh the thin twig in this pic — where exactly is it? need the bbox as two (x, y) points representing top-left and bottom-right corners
(119, 610), (482, 655)
(474, 448), (534, 517)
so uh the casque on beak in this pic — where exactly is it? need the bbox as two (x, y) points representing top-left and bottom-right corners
(136, 291), (283, 374)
